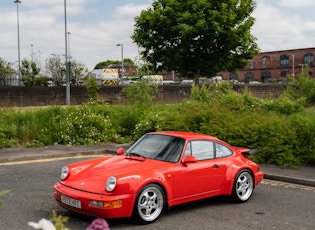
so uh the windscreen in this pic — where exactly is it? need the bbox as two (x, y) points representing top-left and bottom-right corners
(126, 134), (185, 163)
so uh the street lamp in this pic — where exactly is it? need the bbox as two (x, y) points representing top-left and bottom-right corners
(291, 54), (295, 78)
(14, 0), (21, 85)
(299, 64), (305, 72)
(31, 44), (34, 62)
(116, 43), (124, 78)
(64, 0), (70, 105)
(289, 54), (294, 78)
(67, 32), (71, 60)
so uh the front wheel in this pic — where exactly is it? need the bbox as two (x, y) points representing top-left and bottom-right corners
(231, 170), (254, 203)
(132, 184), (165, 224)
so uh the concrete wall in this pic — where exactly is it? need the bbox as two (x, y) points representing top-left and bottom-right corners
(0, 84), (286, 107)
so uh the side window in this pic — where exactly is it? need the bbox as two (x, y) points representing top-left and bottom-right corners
(215, 143), (233, 158)
(184, 142), (191, 156)
(190, 141), (214, 160)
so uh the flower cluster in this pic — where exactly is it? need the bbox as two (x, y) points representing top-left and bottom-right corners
(28, 217), (110, 230)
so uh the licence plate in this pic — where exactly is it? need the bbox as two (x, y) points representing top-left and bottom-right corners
(61, 195), (82, 209)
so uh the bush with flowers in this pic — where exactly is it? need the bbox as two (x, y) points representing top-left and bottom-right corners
(28, 211), (110, 230)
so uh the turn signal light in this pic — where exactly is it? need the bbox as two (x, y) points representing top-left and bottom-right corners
(90, 200), (122, 209)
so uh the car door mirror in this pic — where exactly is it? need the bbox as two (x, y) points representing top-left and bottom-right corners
(117, 147), (125, 155)
(182, 155), (197, 165)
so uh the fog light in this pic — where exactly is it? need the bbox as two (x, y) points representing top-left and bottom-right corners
(90, 200), (103, 207)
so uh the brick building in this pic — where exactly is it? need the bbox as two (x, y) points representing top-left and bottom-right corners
(219, 47), (315, 83)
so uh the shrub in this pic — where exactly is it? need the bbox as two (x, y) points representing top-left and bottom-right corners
(86, 76), (99, 102)
(33, 106), (116, 146)
(122, 80), (158, 106)
(285, 68), (315, 106)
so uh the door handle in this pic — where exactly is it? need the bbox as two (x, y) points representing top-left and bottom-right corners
(212, 164), (220, 168)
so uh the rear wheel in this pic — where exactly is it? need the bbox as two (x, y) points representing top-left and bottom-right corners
(231, 170), (254, 203)
(132, 184), (165, 224)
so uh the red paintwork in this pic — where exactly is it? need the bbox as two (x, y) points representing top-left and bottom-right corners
(54, 131), (264, 219)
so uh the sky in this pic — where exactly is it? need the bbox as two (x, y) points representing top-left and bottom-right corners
(1, 0), (315, 71)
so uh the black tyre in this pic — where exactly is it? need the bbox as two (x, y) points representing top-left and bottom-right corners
(132, 184), (165, 224)
(231, 170), (254, 203)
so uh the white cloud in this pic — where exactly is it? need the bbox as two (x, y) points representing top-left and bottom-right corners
(278, 0), (315, 8)
(252, 1), (315, 52)
(2, 0), (315, 71)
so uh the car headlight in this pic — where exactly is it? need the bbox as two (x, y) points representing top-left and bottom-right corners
(106, 176), (117, 192)
(60, 166), (69, 180)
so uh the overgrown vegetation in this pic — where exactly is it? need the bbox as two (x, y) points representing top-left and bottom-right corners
(1, 72), (315, 167)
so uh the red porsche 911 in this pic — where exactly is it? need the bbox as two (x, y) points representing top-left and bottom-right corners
(54, 131), (264, 224)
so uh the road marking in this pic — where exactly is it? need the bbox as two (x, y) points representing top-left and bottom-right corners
(262, 179), (315, 192)
(0, 154), (107, 166)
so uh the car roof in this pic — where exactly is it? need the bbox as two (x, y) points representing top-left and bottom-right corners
(148, 131), (220, 141)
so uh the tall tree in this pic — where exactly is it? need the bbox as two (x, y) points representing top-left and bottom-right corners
(132, 0), (259, 83)
(45, 55), (65, 86)
(70, 59), (89, 85)
(0, 58), (14, 86)
(21, 59), (40, 86)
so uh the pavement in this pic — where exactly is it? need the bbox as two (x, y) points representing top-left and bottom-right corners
(0, 144), (315, 187)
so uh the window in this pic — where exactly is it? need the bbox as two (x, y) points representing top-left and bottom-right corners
(215, 143), (233, 158)
(262, 57), (266, 68)
(187, 141), (214, 160)
(245, 72), (254, 83)
(280, 55), (289, 67)
(261, 71), (271, 83)
(229, 73), (238, 80)
(249, 59), (253, 69)
(280, 70), (287, 78)
(127, 134), (185, 162)
(304, 54), (314, 66)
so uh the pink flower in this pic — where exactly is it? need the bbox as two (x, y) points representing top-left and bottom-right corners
(86, 218), (110, 230)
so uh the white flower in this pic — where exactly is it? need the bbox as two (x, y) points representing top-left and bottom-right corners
(28, 218), (56, 230)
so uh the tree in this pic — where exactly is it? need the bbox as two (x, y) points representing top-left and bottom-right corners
(69, 59), (89, 85)
(86, 75), (99, 102)
(94, 59), (135, 70)
(0, 58), (14, 86)
(94, 60), (120, 69)
(21, 59), (40, 86)
(132, 0), (259, 83)
(45, 55), (65, 86)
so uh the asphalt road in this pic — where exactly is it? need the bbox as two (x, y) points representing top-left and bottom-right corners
(1, 156), (315, 230)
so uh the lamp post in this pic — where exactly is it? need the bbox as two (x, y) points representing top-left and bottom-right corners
(31, 44), (34, 62)
(64, 0), (70, 105)
(116, 43), (124, 78)
(299, 64), (305, 72)
(292, 54), (295, 78)
(67, 32), (71, 60)
(14, 0), (21, 85)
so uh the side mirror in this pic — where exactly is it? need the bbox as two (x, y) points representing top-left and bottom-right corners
(117, 147), (125, 155)
(182, 155), (197, 166)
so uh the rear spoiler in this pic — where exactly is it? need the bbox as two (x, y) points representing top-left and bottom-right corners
(233, 146), (258, 156)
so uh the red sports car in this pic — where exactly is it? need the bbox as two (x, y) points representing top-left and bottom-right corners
(54, 131), (264, 224)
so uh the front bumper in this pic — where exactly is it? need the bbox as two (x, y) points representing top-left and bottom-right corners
(54, 182), (136, 219)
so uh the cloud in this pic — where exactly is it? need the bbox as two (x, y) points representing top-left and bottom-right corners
(278, 0), (315, 7)
(252, 1), (315, 52)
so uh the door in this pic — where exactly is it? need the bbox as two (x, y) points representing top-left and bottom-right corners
(172, 140), (227, 199)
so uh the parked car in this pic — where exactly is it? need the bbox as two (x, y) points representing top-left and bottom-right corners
(54, 131), (264, 224)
